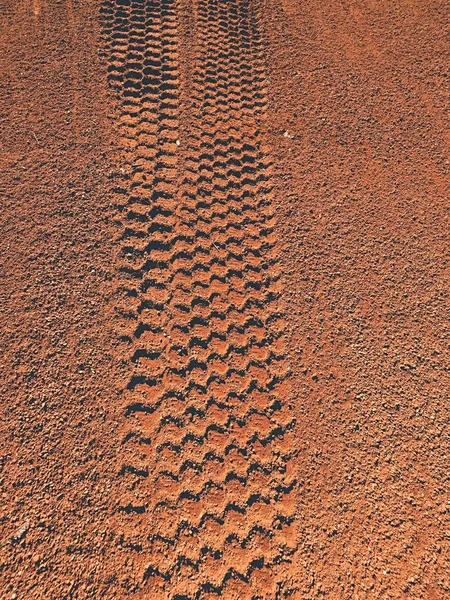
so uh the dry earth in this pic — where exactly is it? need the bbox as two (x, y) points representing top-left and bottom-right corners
(1, 0), (449, 598)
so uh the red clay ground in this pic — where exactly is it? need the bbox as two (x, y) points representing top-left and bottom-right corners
(1, 0), (449, 598)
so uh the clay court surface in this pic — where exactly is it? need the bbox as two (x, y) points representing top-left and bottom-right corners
(1, 0), (449, 598)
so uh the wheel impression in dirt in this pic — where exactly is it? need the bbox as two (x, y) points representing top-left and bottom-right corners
(101, 0), (298, 596)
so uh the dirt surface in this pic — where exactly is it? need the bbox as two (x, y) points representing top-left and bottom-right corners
(263, 2), (450, 597)
(1, 0), (449, 598)
(0, 1), (124, 597)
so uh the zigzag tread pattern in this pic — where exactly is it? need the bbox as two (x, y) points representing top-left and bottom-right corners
(100, 0), (298, 597)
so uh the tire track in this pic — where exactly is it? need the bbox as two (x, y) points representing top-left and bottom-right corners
(100, 0), (298, 597)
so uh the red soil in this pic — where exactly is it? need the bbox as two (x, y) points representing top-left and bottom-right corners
(1, 0), (449, 598)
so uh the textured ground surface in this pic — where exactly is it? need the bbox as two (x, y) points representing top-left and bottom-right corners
(1, 0), (449, 598)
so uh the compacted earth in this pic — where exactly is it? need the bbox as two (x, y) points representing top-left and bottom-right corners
(1, 0), (449, 598)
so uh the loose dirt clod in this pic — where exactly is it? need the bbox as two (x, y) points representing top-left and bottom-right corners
(14, 522), (29, 542)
